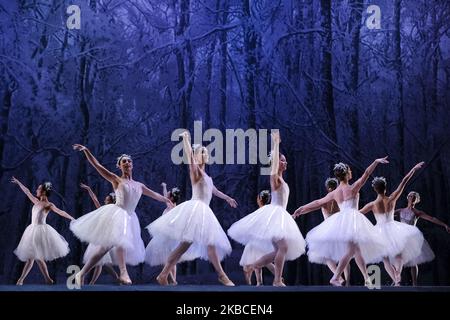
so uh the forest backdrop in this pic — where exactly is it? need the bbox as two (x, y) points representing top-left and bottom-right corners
(0, 0), (449, 285)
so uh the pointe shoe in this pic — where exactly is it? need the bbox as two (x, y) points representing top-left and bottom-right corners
(330, 278), (342, 287)
(75, 272), (83, 288)
(218, 275), (235, 286)
(45, 278), (54, 285)
(273, 281), (286, 287)
(156, 274), (169, 286)
(119, 275), (132, 285)
(16, 280), (23, 286)
(364, 279), (373, 288)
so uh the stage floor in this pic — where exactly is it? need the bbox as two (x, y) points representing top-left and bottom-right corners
(0, 284), (449, 292)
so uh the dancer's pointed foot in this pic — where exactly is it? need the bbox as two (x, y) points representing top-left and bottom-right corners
(119, 273), (132, 285)
(218, 274), (235, 286)
(339, 276), (345, 285)
(273, 281), (286, 287)
(45, 277), (54, 285)
(16, 279), (23, 286)
(75, 272), (84, 287)
(364, 279), (373, 288)
(330, 277), (342, 287)
(156, 274), (169, 286)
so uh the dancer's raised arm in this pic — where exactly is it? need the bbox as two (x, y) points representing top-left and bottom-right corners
(389, 162), (424, 202)
(73, 144), (120, 187)
(213, 186), (238, 208)
(179, 131), (201, 180)
(352, 156), (389, 192)
(161, 182), (168, 198)
(48, 203), (74, 221)
(11, 177), (39, 204)
(80, 183), (101, 209)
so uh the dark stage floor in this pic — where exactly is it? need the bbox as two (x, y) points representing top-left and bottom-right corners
(0, 284), (449, 292)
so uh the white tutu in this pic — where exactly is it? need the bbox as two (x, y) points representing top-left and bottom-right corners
(83, 244), (113, 266)
(373, 220), (424, 264)
(306, 207), (385, 264)
(70, 204), (145, 265)
(239, 242), (272, 266)
(404, 237), (435, 267)
(14, 224), (70, 262)
(147, 199), (232, 262)
(228, 204), (306, 262)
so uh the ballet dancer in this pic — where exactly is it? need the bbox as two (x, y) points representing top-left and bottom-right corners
(359, 162), (425, 286)
(228, 131), (306, 287)
(395, 191), (449, 285)
(145, 182), (181, 285)
(293, 158), (389, 286)
(71, 145), (173, 286)
(11, 177), (73, 285)
(148, 131), (237, 286)
(240, 190), (277, 286)
(79, 183), (119, 284)
(294, 177), (350, 286)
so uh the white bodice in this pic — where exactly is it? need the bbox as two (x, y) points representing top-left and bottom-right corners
(31, 204), (48, 225)
(115, 180), (142, 213)
(191, 173), (213, 205)
(338, 193), (359, 210)
(374, 209), (395, 224)
(400, 208), (416, 225)
(271, 180), (289, 209)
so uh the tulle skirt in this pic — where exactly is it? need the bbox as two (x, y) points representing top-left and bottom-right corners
(146, 200), (232, 263)
(404, 236), (435, 267)
(306, 208), (385, 264)
(373, 221), (424, 264)
(14, 224), (70, 261)
(228, 204), (306, 263)
(70, 204), (145, 265)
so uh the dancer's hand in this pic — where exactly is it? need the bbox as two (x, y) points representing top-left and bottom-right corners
(10, 176), (20, 185)
(445, 225), (450, 233)
(165, 198), (175, 209)
(413, 162), (425, 171)
(292, 207), (304, 218)
(73, 144), (87, 152)
(179, 131), (190, 139)
(271, 130), (281, 144)
(79, 183), (90, 190)
(227, 197), (238, 208)
(161, 182), (167, 187)
(375, 156), (389, 164)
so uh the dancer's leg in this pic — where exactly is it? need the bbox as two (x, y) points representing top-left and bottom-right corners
(157, 242), (191, 286)
(207, 245), (234, 286)
(382, 257), (396, 283)
(330, 243), (356, 286)
(36, 260), (53, 284)
(273, 239), (288, 286)
(76, 246), (111, 286)
(16, 259), (34, 285)
(411, 265), (418, 286)
(89, 266), (103, 285)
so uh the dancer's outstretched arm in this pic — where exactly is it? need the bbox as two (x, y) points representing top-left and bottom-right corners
(359, 202), (374, 214)
(212, 186), (238, 208)
(48, 203), (74, 221)
(142, 184), (173, 207)
(413, 209), (450, 233)
(293, 192), (335, 218)
(80, 183), (101, 209)
(73, 144), (120, 187)
(179, 131), (202, 180)
(11, 176), (39, 204)
(352, 157), (389, 192)
(390, 162), (424, 202)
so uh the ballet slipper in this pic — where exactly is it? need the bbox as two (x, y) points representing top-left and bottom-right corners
(75, 272), (84, 287)
(45, 278), (54, 285)
(330, 278), (342, 286)
(218, 275), (235, 286)
(273, 281), (286, 287)
(156, 274), (169, 286)
(16, 280), (24, 286)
